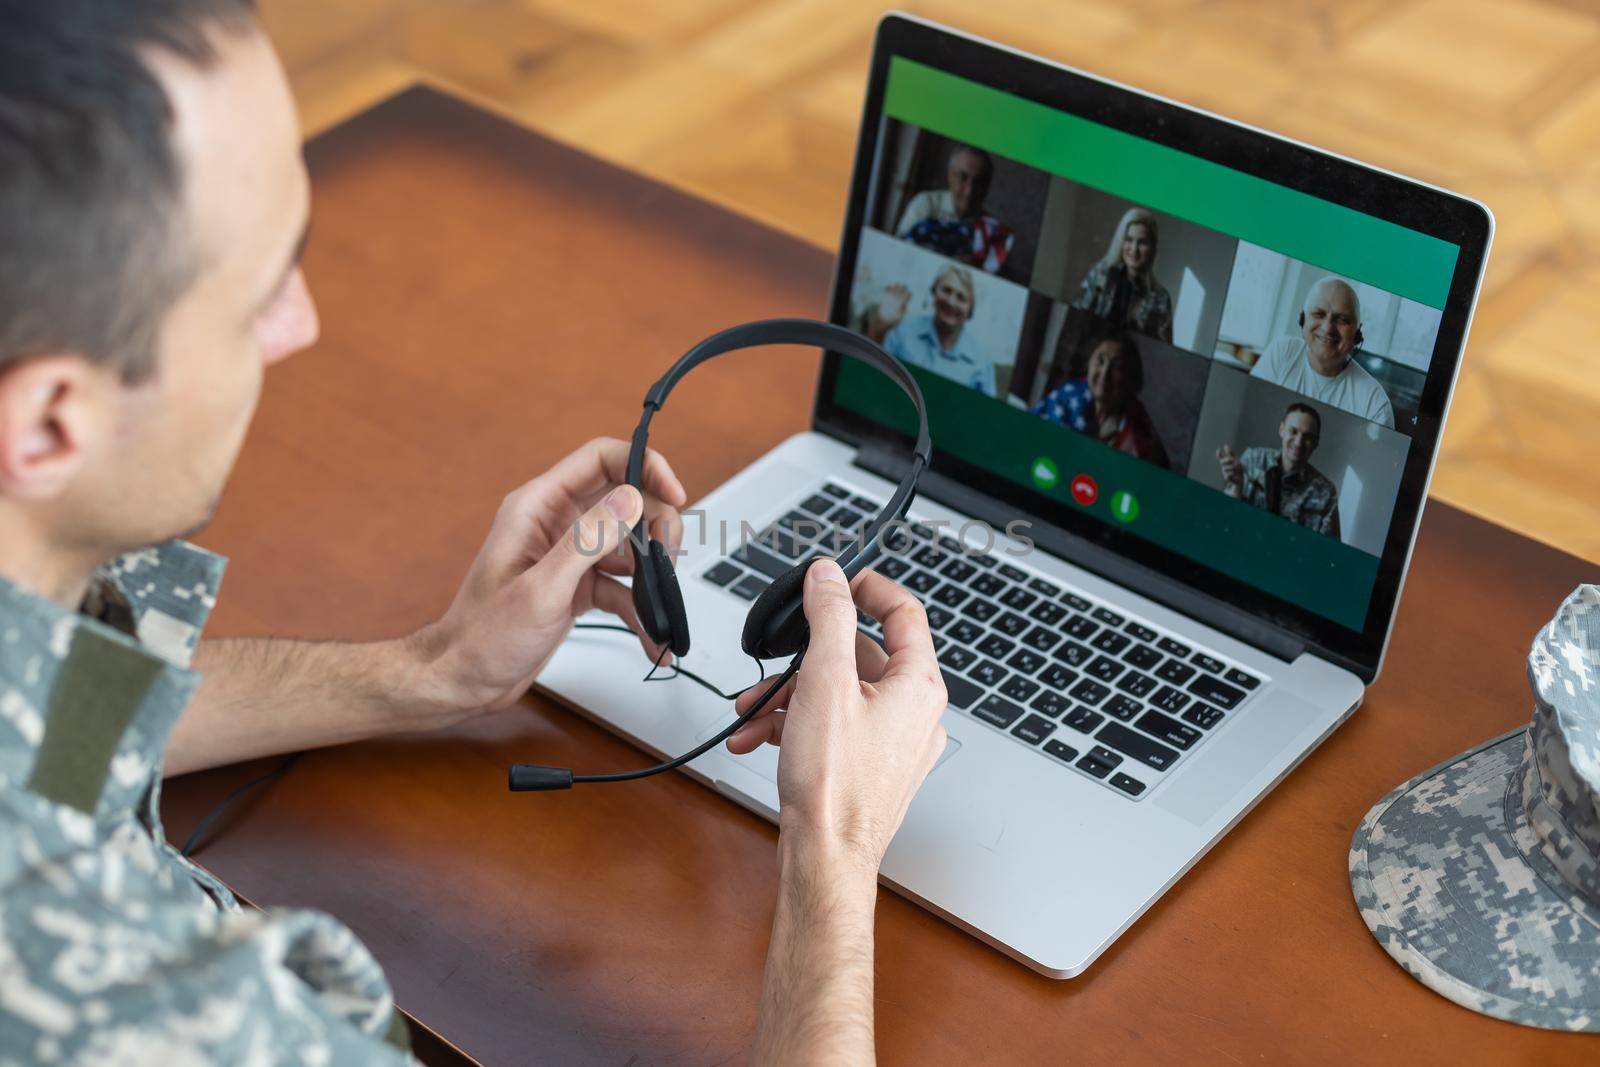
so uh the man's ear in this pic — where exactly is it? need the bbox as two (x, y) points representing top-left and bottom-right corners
(0, 354), (107, 502)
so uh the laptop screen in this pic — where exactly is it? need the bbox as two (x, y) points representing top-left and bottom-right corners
(818, 19), (1490, 674)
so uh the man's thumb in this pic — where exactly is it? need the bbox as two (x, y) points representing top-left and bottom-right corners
(542, 485), (642, 581)
(801, 557), (855, 667)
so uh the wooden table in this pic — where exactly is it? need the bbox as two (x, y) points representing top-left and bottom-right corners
(162, 87), (1597, 1065)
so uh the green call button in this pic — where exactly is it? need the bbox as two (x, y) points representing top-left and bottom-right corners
(1030, 456), (1059, 490)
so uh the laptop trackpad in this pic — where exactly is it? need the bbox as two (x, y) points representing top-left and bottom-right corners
(1154, 690), (1322, 827)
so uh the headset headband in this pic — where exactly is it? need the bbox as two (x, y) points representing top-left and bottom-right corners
(626, 319), (931, 574)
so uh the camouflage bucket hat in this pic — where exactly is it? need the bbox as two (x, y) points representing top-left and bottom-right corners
(1349, 584), (1600, 1031)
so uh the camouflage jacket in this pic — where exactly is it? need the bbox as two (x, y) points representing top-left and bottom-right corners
(0, 542), (413, 1064)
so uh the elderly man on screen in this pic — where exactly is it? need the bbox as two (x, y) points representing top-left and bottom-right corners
(1249, 276), (1395, 428)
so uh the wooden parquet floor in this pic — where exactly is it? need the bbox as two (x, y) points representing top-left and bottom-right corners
(261, 0), (1600, 562)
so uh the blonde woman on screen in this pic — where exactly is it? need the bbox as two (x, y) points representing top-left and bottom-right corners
(1070, 206), (1173, 342)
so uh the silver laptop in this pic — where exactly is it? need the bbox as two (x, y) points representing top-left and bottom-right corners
(538, 13), (1493, 977)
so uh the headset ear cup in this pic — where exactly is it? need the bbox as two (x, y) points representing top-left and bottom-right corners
(742, 562), (810, 659)
(649, 540), (691, 656)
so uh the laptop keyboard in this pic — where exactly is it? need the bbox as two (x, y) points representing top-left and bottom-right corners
(699, 479), (1265, 801)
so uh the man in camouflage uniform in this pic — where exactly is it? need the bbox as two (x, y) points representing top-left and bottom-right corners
(0, 2), (950, 1062)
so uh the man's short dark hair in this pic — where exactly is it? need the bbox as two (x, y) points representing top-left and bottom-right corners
(0, 0), (258, 385)
(1283, 401), (1322, 436)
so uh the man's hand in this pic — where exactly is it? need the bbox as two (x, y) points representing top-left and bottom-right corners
(414, 437), (687, 720)
(1216, 444), (1243, 497)
(729, 562), (947, 871)
(733, 560), (947, 1065)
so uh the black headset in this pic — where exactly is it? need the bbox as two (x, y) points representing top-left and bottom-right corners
(510, 318), (931, 792)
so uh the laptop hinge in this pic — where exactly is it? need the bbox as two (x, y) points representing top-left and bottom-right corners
(854, 444), (1307, 665)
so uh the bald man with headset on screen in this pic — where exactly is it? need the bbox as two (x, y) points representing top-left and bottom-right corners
(1250, 276), (1396, 429)
(0, 2), (946, 1062)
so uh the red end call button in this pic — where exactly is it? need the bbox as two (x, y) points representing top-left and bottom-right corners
(1070, 474), (1098, 506)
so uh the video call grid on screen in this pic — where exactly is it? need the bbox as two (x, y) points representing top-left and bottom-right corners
(848, 113), (1437, 564)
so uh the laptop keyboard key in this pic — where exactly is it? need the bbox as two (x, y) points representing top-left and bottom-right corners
(941, 670), (983, 710)
(1028, 601), (1068, 625)
(1054, 641), (1093, 668)
(1064, 615), (1098, 640)
(1065, 705), (1104, 733)
(912, 545), (947, 569)
(1031, 691), (1071, 718)
(1116, 671), (1158, 699)
(1044, 739), (1080, 764)
(1123, 644), (1163, 670)
(821, 482), (850, 499)
(1135, 710), (1203, 750)
(1091, 630), (1130, 654)
(998, 564), (1029, 582)
(1191, 652), (1226, 674)
(1000, 676), (1040, 702)
(925, 604), (954, 631)
(948, 619), (984, 646)
(1062, 593), (1091, 611)
(879, 556), (911, 580)
(798, 493), (835, 516)
(730, 574), (767, 600)
(1104, 695), (1142, 721)
(1000, 587), (1037, 611)
(1225, 668), (1261, 690)
(970, 660), (1008, 688)
(977, 634), (1015, 659)
(1028, 577), (1062, 597)
(1086, 655), (1124, 682)
(1069, 678), (1110, 705)
(1022, 626), (1061, 652)
(1189, 674), (1247, 710)
(733, 543), (791, 580)
(1124, 623), (1157, 642)
(1151, 685), (1190, 714)
(940, 559), (977, 583)
(1006, 648), (1046, 675)
(972, 573), (1006, 597)
(1157, 636), (1192, 657)
(1156, 659), (1196, 685)
(1183, 702), (1225, 729)
(932, 584), (969, 608)
(1039, 664), (1077, 690)
(994, 611), (1031, 637)
(1011, 714), (1056, 745)
(1092, 607), (1126, 626)
(905, 569), (939, 595)
(1109, 772), (1146, 797)
(961, 598), (1001, 623)
(1077, 749), (1120, 778)
(1097, 721), (1180, 771)
(704, 561), (741, 586)
(850, 495), (880, 513)
(973, 694), (1025, 729)
(940, 646), (977, 672)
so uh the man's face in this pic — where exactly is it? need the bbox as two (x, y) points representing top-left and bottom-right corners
(1120, 222), (1153, 274)
(1301, 282), (1359, 366)
(1279, 411), (1319, 469)
(931, 273), (973, 331)
(69, 26), (315, 552)
(946, 150), (987, 218)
